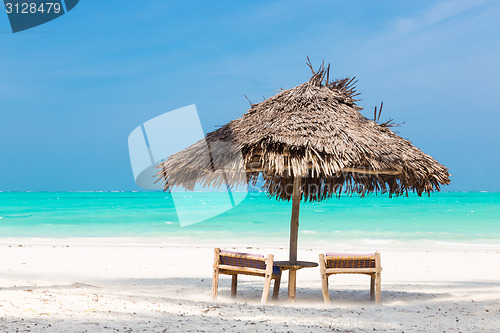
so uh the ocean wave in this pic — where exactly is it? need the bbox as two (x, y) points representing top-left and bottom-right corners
(1, 214), (32, 219)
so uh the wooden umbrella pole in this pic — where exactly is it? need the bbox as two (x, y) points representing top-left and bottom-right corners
(288, 177), (301, 301)
(289, 177), (301, 263)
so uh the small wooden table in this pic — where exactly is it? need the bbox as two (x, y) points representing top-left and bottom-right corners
(274, 260), (318, 301)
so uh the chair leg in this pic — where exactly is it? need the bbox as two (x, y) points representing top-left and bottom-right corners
(321, 272), (330, 304)
(370, 274), (375, 301)
(319, 254), (330, 304)
(272, 274), (281, 300)
(231, 275), (238, 298)
(375, 272), (381, 304)
(212, 269), (219, 299)
(261, 273), (272, 304)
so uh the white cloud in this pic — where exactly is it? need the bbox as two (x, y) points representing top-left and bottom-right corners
(370, 0), (495, 49)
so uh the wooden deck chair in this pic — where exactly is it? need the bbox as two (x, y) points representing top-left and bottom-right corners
(319, 252), (382, 304)
(212, 248), (282, 304)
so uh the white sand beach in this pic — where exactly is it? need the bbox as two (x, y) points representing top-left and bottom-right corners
(1, 238), (499, 332)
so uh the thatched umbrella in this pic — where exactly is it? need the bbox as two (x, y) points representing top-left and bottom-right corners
(156, 61), (450, 293)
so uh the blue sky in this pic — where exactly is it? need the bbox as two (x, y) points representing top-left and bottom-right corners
(0, 0), (499, 191)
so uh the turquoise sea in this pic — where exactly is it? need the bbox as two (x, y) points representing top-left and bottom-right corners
(0, 192), (499, 244)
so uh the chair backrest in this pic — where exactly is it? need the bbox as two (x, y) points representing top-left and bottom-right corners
(324, 253), (379, 269)
(216, 248), (268, 270)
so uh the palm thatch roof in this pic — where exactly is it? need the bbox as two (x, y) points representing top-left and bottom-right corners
(156, 62), (450, 201)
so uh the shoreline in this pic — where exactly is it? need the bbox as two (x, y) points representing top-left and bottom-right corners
(1, 235), (499, 251)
